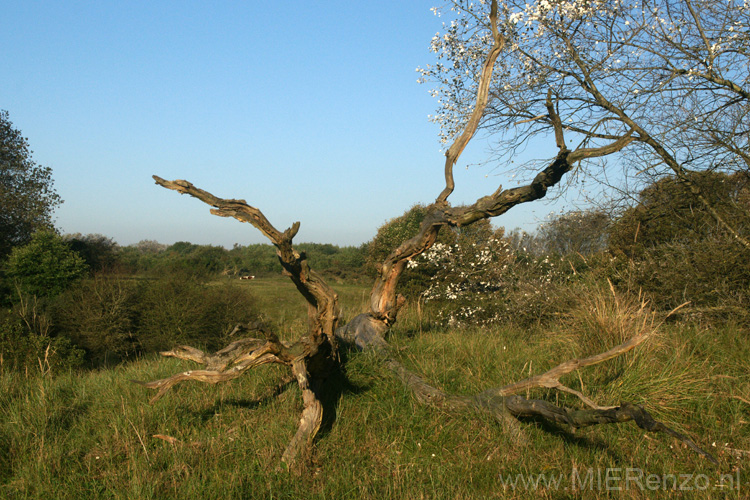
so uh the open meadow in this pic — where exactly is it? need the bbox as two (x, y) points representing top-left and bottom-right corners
(1, 277), (748, 499)
(3, 0), (750, 495)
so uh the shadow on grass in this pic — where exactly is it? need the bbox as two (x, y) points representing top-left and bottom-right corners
(314, 348), (369, 440)
(181, 347), (370, 435)
(189, 378), (298, 423)
(518, 415), (625, 464)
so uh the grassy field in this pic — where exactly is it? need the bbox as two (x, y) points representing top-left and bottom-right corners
(1, 277), (748, 499)
(236, 276), (372, 337)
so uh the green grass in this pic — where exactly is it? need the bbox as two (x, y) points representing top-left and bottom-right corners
(1, 279), (748, 499)
(231, 276), (371, 338)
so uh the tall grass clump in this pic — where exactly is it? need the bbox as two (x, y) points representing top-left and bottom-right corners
(538, 283), (716, 423)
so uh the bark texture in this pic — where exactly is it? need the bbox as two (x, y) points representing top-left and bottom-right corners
(137, 0), (717, 467)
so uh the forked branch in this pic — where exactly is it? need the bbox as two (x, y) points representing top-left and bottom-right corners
(340, 293), (717, 464)
(140, 178), (341, 466)
(140, 0), (717, 469)
(152, 175), (340, 344)
(134, 341), (284, 403)
(367, 88), (635, 325)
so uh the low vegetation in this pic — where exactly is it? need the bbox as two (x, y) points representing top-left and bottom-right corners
(2, 4), (748, 488)
(0, 283), (747, 499)
(0, 169), (748, 497)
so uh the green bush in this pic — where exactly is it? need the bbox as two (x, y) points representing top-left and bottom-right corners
(5, 231), (88, 298)
(609, 171), (750, 257)
(51, 272), (261, 365)
(0, 309), (83, 374)
(65, 233), (121, 273)
(404, 224), (589, 328)
(366, 205), (433, 273)
(52, 277), (139, 366)
(227, 243), (280, 277)
(537, 208), (609, 256)
(296, 243), (367, 281)
(135, 273), (258, 353)
(608, 172), (750, 316)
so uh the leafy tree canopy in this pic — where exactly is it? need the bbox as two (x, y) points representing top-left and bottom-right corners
(0, 110), (62, 259)
(65, 233), (121, 273)
(609, 171), (750, 257)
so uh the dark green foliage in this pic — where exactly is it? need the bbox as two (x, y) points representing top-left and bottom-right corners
(49, 273), (259, 365)
(0, 110), (62, 259)
(116, 240), (167, 274)
(65, 233), (121, 273)
(537, 208), (609, 256)
(0, 308), (84, 373)
(134, 273), (257, 353)
(227, 243), (281, 277)
(5, 231), (88, 298)
(116, 241), (366, 281)
(297, 243), (367, 281)
(117, 242), (231, 278)
(226, 242), (367, 281)
(0, 230), (364, 369)
(164, 244), (229, 277)
(51, 277), (139, 366)
(609, 171), (750, 257)
(159, 242), (229, 276)
(608, 172), (750, 313)
(166, 241), (199, 255)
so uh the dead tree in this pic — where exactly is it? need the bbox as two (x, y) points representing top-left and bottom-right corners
(137, 1), (717, 467)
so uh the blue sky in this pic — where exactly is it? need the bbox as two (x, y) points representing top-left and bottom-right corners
(3, 0), (573, 247)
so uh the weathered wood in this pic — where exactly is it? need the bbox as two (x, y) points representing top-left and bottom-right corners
(134, 349), (283, 404)
(334, 311), (718, 465)
(143, 178), (339, 465)
(138, 0), (717, 468)
(281, 358), (324, 466)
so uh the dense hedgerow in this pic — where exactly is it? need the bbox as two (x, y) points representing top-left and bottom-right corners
(607, 172), (750, 317)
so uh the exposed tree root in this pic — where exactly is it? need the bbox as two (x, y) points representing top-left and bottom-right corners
(335, 312), (719, 465)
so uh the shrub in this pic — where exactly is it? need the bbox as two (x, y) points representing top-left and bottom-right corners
(52, 277), (139, 366)
(608, 172), (750, 317)
(135, 273), (258, 353)
(536, 208), (610, 256)
(5, 231), (88, 298)
(65, 233), (121, 273)
(609, 171), (750, 257)
(409, 228), (580, 328)
(0, 308), (83, 374)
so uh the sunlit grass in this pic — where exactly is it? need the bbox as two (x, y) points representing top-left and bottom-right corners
(1, 278), (748, 499)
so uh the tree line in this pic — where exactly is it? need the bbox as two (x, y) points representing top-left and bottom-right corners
(2, 119), (748, 369)
(2, 100), (749, 469)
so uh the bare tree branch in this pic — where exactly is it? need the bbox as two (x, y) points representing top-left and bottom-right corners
(139, 0), (726, 469)
(281, 358), (324, 466)
(152, 175), (341, 343)
(437, 0), (506, 204)
(134, 347), (284, 404)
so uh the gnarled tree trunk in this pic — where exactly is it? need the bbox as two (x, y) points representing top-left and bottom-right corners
(136, 0), (717, 468)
